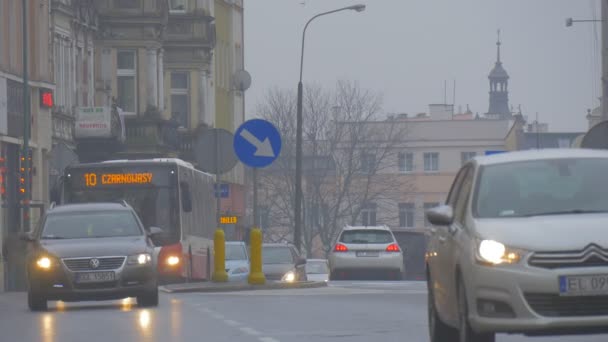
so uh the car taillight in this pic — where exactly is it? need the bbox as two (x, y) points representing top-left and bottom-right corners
(334, 243), (348, 252)
(386, 243), (400, 252)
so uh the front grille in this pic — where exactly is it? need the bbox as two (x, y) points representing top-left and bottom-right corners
(74, 281), (118, 290)
(525, 293), (608, 317)
(529, 244), (608, 269)
(63, 257), (126, 271)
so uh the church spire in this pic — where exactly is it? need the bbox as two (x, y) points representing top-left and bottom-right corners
(496, 29), (501, 63)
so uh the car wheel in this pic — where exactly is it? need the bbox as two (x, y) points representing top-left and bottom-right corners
(457, 279), (495, 342)
(427, 278), (457, 342)
(28, 290), (47, 312)
(137, 286), (159, 308)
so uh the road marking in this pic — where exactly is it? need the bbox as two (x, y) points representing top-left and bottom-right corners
(224, 319), (240, 327)
(259, 337), (280, 342)
(240, 327), (261, 336)
(210, 313), (225, 319)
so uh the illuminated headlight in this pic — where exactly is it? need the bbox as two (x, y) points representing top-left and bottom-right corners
(477, 240), (525, 265)
(231, 267), (248, 275)
(36, 257), (53, 269)
(282, 271), (296, 282)
(166, 256), (180, 266)
(128, 253), (152, 265)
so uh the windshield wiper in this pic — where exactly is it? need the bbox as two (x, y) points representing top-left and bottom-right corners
(524, 209), (608, 217)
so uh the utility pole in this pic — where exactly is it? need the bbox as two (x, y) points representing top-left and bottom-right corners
(22, 0), (31, 233)
(602, 0), (608, 121)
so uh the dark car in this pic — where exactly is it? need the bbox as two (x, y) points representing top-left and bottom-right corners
(262, 243), (307, 282)
(21, 202), (161, 311)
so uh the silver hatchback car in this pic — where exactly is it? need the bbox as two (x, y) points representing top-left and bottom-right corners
(329, 225), (403, 280)
(426, 149), (608, 342)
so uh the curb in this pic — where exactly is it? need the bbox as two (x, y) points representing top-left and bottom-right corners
(159, 281), (328, 293)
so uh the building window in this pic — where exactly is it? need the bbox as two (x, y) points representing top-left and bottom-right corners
(424, 152), (439, 172)
(361, 203), (377, 226)
(116, 50), (137, 114)
(169, 0), (187, 11)
(557, 138), (571, 148)
(361, 153), (376, 173)
(461, 152), (476, 165)
(399, 203), (415, 228)
(424, 202), (440, 226)
(171, 72), (189, 128)
(398, 152), (413, 172)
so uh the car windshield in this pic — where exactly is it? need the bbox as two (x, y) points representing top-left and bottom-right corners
(474, 157), (608, 218)
(306, 261), (329, 274)
(226, 244), (248, 261)
(262, 247), (294, 264)
(41, 211), (142, 239)
(340, 230), (394, 244)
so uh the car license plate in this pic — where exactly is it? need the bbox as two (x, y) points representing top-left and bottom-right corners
(356, 251), (379, 257)
(75, 271), (116, 283)
(559, 274), (608, 296)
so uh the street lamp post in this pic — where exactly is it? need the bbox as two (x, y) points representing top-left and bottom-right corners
(294, 4), (366, 252)
(566, 2), (608, 121)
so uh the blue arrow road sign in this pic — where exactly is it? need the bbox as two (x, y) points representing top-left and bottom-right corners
(233, 119), (282, 168)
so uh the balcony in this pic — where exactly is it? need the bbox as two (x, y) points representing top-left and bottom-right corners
(121, 117), (179, 158)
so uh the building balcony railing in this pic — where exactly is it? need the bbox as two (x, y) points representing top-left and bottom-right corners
(124, 117), (179, 152)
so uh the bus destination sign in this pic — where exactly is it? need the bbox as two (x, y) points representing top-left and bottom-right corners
(83, 172), (154, 187)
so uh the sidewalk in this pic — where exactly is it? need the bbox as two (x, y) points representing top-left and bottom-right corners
(160, 280), (328, 294)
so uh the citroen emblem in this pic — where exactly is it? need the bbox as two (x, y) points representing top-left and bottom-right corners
(89, 258), (100, 269)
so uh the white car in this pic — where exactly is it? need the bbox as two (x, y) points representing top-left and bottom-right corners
(329, 225), (404, 280)
(426, 148), (608, 342)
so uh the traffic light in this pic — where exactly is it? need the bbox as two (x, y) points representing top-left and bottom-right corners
(18, 149), (32, 200)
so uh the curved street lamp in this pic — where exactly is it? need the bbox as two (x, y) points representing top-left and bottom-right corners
(294, 4), (366, 252)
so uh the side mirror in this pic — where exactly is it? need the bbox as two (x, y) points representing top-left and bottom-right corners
(19, 232), (34, 242)
(426, 205), (454, 226)
(148, 227), (163, 236)
(295, 258), (307, 267)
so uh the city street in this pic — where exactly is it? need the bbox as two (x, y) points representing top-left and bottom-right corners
(0, 281), (607, 342)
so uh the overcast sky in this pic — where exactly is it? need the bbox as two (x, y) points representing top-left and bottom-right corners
(244, 0), (600, 132)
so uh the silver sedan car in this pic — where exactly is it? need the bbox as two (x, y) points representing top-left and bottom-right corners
(22, 202), (160, 311)
(426, 148), (608, 342)
(329, 225), (404, 280)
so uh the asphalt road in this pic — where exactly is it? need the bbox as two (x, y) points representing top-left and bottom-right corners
(0, 281), (607, 342)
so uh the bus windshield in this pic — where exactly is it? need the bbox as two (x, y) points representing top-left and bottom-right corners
(63, 165), (180, 243)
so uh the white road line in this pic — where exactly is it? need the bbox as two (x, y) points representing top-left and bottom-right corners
(224, 319), (240, 327)
(240, 327), (261, 336)
(258, 337), (280, 342)
(210, 313), (225, 319)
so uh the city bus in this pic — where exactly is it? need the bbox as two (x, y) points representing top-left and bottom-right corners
(55, 158), (216, 283)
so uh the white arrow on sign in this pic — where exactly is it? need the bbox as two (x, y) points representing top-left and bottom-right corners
(240, 129), (276, 157)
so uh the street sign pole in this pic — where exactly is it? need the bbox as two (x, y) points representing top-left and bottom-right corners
(234, 119), (282, 285)
(22, 0), (30, 234)
(253, 168), (258, 230)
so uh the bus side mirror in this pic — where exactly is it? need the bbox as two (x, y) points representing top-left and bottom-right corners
(180, 182), (193, 213)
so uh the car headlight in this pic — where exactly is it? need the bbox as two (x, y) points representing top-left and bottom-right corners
(231, 267), (249, 275)
(128, 253), (152, 265)
(166, 255), (180, 266)
(282, 271), (296, 282)
(36, 256), (55, 270)
(476, 239), (525, 265)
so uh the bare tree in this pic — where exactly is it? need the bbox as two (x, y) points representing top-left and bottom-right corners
(255, 80), (410, 257)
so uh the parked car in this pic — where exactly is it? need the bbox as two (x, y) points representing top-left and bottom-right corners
(426, 148), (608, 342)
(225, 241), (249, 282)
(262, 243), (307, 282)
(22, 202), (160, 311)
(329, 225), (404, 280)
(305, 259), (330, 282)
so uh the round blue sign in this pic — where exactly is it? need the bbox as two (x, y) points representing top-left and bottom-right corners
(233, 119), (282, 168)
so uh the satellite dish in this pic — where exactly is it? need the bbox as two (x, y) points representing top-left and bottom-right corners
(581, 121), (608, 149)
(232, 69), (252, 92)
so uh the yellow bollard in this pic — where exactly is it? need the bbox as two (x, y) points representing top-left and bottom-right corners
(212, 228), (228, 282)
(248, 228), (266, 285)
